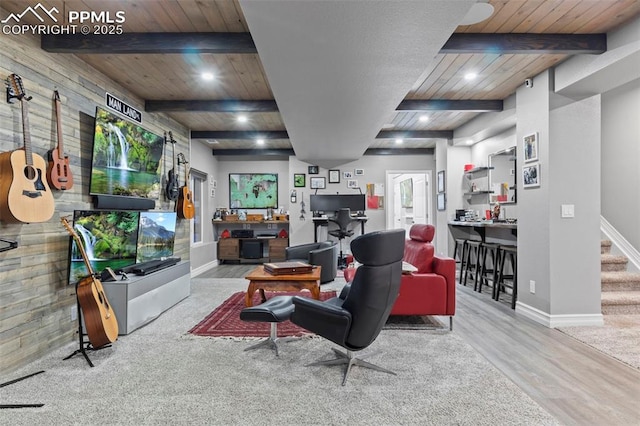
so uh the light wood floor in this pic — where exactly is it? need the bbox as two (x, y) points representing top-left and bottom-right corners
(196, 264), (640, 425)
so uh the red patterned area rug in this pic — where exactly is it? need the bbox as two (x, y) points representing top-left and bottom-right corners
(189, 291), (337, 338)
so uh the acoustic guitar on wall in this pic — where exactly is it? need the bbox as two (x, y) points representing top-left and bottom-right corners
(47, 90), (74, 190)
(61, 217), (119, 348)
(176, 153), (195, 219)
(0, 74), (55, 223)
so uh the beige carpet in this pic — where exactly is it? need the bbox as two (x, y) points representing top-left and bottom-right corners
(558, 315), (640, 370)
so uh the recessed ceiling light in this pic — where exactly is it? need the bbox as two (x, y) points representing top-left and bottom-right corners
(237, 115), (248, 123)
(464, 72), (477, 81)
(201, 72), (215, 81)
(459, 2), (495, 25)
(418, 115), (429, 122)
(466, 139), (474, 145)
(206, 139), (219, 145)
(256, 138), (265, 146)
(395, 138), (404, 145)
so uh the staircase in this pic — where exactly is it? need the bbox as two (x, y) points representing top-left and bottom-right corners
(601, 240), (640, 315)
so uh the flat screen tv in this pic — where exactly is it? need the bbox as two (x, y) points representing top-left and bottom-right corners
(68, 210), (140, 285)
(136, 211), (177, 263)
(89, 107), (164, 200)
(229, 173), (278, 209)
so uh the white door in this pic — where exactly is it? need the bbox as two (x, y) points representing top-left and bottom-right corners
(386, 171), (431, 232)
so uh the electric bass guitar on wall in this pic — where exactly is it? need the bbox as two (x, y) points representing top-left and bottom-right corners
(176, 153), (195, 219)
(47, 90), (74, 190)
(164, 131), (179, 201)
(61, 217), (119, 348)
(0, 74), (55, 223)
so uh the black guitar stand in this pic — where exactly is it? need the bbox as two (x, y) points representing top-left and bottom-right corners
(63, 281), (111, 368)
(0, 370), (45, 409)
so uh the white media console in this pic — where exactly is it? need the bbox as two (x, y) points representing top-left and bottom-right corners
(102, 261), (191, 334)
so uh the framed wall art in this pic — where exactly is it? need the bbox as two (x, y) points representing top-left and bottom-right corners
(437, 170), (445, 193)
(308, 165), (319, 174)
(294, 173), (306, 187)
(310, 177), (326, 189)
(355, 168), (364, 176)
(523, 132), (539, 163)
(328, 169), (340, 183)
(437, 192), (446, 211)
(347, 179), (358, 189)
(522, 163), (540, 188)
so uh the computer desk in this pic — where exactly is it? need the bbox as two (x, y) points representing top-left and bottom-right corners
(311, 216), (368, 242)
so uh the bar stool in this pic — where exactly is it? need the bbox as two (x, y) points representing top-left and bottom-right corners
(462, 240), (481, 289)
(453, 238), (468, 285)
(477, 242), (500, 295)
(495, 245), (518, 309)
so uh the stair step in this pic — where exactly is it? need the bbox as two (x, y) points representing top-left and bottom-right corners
(601, 291), (640, 315)
(601, 274), (640, 291)
(601, 254), (628, 272)
(601, 239), (612, 254)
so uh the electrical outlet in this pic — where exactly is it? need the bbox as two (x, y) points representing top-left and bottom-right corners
(529, 280), (536, 294)
(70, 306), (77, 321)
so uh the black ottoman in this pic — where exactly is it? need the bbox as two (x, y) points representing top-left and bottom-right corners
(239, 296), (294, 356)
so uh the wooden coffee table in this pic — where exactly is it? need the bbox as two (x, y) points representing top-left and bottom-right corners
(244, 265), (321, 307)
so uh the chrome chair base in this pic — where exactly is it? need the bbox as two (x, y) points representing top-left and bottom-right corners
(308, 347), (396, 385)
(244, 323), (298, 357)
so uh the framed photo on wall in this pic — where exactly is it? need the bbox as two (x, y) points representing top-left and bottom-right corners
(437, 170), (445, 193)
(437, 193), (446, 211)
(308, 165), (319, 174)
(347, 179), (358, 189)
(523, 163), (540, 188)
(294, 173), (306, 187)
(523, 132), (539, 163)
(329, 169), (340, 183)
(310, 177), (326, 189)
(355, 168), (364, 176)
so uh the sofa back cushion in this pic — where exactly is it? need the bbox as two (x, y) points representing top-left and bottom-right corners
(403, 224), (435, 273)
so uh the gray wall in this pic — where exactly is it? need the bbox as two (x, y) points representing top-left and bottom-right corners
(189, 142), (219, 274)
(601, 79), (640, 250)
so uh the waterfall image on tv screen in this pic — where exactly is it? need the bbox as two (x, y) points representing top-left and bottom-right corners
(136, 211), (177, 263)
(68, 210), (140, 284)
(89, 107), (164, 199)
(229, 173), (278, 209)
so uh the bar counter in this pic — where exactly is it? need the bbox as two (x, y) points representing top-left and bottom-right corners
(448, 220), (517, 243)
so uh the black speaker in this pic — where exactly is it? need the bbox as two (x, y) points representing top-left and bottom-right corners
(242, 241), (262, 259)
(93, 195), (155, 210)
(231, 229), (254, 238)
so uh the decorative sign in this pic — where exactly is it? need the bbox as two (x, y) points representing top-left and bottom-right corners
(105, 92), (142, 123)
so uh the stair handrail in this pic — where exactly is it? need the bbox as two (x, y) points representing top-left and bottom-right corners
(601, 216), (640, 274)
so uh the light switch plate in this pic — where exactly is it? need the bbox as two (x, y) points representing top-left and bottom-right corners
(561, 204), (575, 218)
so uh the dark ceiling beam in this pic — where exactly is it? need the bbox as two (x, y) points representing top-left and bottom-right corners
(442, 33), (606, 54)
(397, 99), (502, 112)
(145, 100), (278, 113)
(212, 149), (295, 156)
(192, 130), (451, 140)
(377, 130), (453, 139)
(41, 32), (256, 54)
(42, 32), (605, 55)
(365, 148), (434, 155)
(191, 130), (289, 140)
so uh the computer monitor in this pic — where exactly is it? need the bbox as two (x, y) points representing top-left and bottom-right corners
(310, 194), (365, 213)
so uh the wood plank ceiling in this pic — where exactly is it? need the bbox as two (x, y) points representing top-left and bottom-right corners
(2, 0), (639, 153)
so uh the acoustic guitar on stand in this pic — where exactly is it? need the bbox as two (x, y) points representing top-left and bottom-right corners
(0, 74), (54, 223)
(47, 90), (74, 190)
(61, 217), (119, 348)
(176, 153), (195, 219)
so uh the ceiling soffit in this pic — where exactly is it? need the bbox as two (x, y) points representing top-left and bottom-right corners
(238, 0), (475, 168)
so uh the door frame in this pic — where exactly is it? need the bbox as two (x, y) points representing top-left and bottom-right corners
(385, 169), (433, 231)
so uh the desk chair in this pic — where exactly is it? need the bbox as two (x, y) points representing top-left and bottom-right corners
(328, 208), (356, 269)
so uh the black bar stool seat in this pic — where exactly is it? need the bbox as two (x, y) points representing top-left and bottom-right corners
(478, 242), (500, 295)
(495, 245), (518, 309)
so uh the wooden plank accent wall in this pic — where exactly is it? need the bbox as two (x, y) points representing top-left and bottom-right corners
(0, 28), (191, 375)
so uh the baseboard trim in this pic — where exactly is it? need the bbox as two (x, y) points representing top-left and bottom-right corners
(191, 260), (219, 277)
(516, 302), (604, 328)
